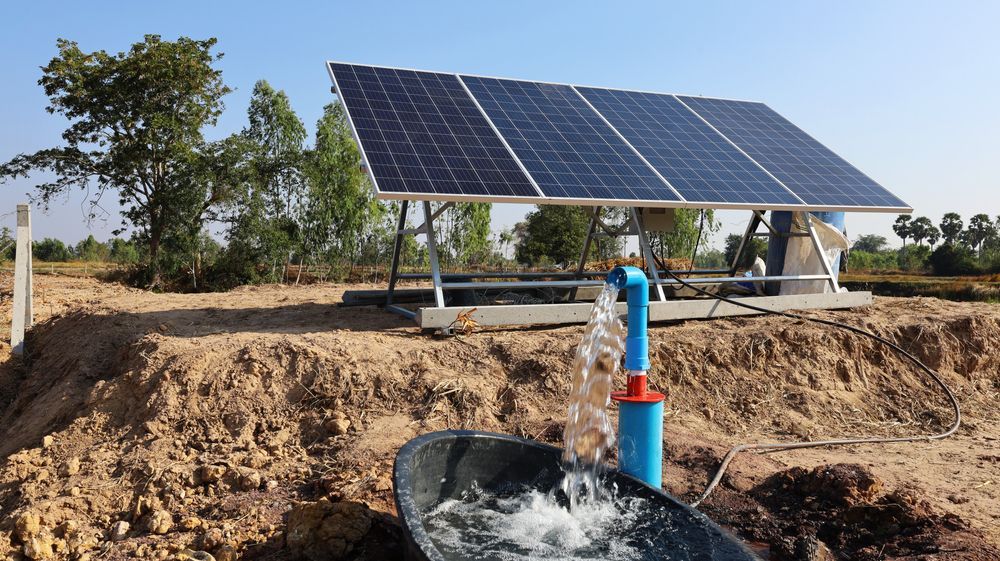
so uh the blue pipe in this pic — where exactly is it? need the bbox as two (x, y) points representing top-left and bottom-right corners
(607, 266), (665, 488)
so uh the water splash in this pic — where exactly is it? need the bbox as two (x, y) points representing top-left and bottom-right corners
(424, 483), (655, 561)
(561, 284), (624, 508)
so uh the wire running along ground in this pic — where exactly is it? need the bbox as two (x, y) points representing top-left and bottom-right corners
(655, 268), (962, 508)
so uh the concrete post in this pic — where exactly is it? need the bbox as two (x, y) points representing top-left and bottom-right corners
(11, 204), (33, 355)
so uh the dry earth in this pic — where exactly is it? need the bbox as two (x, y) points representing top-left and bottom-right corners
(0, 274), (998, 560)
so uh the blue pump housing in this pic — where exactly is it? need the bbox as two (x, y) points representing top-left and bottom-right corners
(606, 266), (650, 371)
(607, 266), (664, 488)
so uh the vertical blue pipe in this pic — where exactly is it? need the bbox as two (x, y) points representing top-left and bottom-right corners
(607, 266), (664, 488)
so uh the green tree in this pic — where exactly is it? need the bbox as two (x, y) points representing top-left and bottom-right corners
(220, 81), (307, 283)
(74, 234), (109, 261)
(965, 213), (995, 257)
(851, 234), (889, 253)
(892, 215), (912, 247)
(33, 238), (73, 262)
(724, 233), (767, 270)
(909, 216), (935, 246)
(452, 203), (493, 264)
(301, 102), (378, 267)
(109, 238), (140, 265)
(0, 36), (233, 280)
(515, 205), (591, 265)
(925, 225), (941, 248)
(939, 212), (963, 245)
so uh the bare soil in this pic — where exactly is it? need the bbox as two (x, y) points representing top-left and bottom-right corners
(0, 275), (998, 560)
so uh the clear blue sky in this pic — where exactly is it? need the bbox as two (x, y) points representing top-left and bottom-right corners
(3, 0), (998, 249)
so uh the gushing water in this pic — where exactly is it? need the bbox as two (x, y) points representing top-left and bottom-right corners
(560, 284), (624, 507)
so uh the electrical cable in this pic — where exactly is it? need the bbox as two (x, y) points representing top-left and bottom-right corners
(657, 268), (962, 508)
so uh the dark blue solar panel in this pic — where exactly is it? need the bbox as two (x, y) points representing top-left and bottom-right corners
(460, 76), (679, 202)
(576, 87), (803, 206)
(328, 63), (539, 198)
(677, 96), (909, 208)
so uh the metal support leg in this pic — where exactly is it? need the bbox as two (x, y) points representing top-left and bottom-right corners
(802, 212), (841, 292)
(630, 208), (666, 302)
(423, 201), (446, 308)
(572, 207), (600, 300)
(386, 200), (409, 307)
(728, 212), (761, 276)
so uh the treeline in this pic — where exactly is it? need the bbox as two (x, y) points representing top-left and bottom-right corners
(850, 212), (1000, 275)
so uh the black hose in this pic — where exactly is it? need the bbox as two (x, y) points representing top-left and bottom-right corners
(657, 269), (963, 507)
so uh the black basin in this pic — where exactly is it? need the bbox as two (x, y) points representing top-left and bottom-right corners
(394, 430), (760, 561)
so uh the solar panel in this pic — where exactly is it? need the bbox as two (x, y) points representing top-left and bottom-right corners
(328, 63), (540, 200)
(575, 87), (804, 206)
(459, 76), (681, 203)
(677, 96), (909, 209)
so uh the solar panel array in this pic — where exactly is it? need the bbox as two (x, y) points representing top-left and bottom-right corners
(461, 77), (679, 203)
(677, 96), (908, 208)
(576, 87), (801, 206)
(328, 64), (538, 198)
(328, 62), (909, 211)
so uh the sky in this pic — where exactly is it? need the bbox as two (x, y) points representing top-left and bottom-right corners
(2, 0), (998, 250)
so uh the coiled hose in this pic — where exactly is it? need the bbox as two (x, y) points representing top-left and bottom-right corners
(658, 268), (962, 507)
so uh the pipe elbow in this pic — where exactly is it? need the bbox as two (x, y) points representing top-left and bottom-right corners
(607, 266), (649, 307)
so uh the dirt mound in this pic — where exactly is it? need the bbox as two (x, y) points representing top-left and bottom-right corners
(0, 276), (997, 560)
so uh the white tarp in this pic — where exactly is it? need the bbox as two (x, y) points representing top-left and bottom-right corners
(779, 212), (849, 295)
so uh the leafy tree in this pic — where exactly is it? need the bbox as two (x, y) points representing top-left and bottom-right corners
(220, 81), (307, 283)
(0, 36), (233, 281)
(965, 213), (995, 257)
(892, 215), (912, 247)
(75, 234), (109, 261)
(909, 216), (935, 246)
(515, 205), (591, 265)
(33, 238), (72, 262)
(301, 102), (377, 267)
(928, 243), (979, 276)
(109, 238), (140, 265)
(851, 234), (889, 253)
(925, 225), (941, 248)
(939, 212), (963, 245)
(897, 245), (931, 271)
(724, 233), (767, 270)
(0, 227), (14, 261)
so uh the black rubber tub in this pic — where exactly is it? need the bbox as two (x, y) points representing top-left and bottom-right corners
(394, 430), (761, 561)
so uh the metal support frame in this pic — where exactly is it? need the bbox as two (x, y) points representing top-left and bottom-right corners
(802, 212), (841, 292)
(375, 204), (847, 327)
(630, 208), (667, 302)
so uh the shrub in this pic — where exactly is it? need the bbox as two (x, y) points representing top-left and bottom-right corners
(897, 245), (930, 272)
(846, 250), (897, 272)
(928, 244), (981, 276)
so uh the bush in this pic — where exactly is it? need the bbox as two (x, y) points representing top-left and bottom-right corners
(928, 244), (981, 276)
(33, 238), (73, 262)
(846, 250), (897, 272)
(897, 245), (930, 272)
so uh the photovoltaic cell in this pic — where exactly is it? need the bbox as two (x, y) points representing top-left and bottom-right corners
(677, 96), (908, 208)
(576, 87), (803, 206)
(460, 76), (680, 202)
(328, 63), (539, 198)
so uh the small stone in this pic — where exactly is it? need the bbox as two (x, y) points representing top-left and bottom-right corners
(42, 435), (54, 448)
(286, 499), (372, 561)
(197, 465), (227, 485)
(61, 457), (81, 477)
(109, 520), (129, 541)
(146, 510), (173, 535)
(15, 511), (41, 541)
(325, 418), (351, 436)
(69, 486), (81, 497)
(200, 527), (224, 551)
(24, 531), (56, 560)
(179, 516), (202, 531)
(265, 480), (279, 492)
(239, 470), (262, 491)
(213, 544), (238, 561)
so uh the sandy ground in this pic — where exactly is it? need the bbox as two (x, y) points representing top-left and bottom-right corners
(0, 274), (998, 560)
